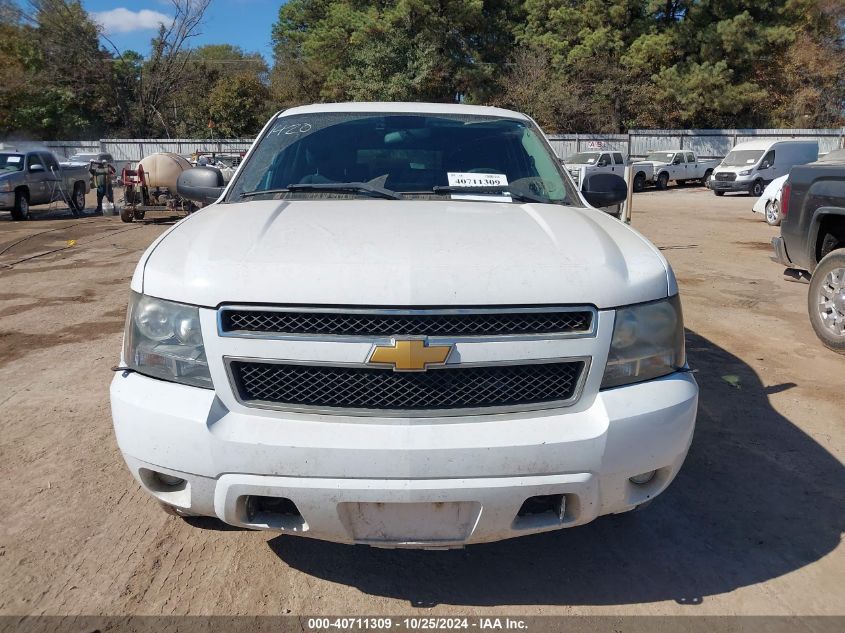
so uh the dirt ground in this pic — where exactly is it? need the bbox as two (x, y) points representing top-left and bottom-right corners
(0, 186), (842, 617)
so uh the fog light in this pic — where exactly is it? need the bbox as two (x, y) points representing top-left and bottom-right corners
(629, 470), (656, 485)
(155, 472), (184, 487)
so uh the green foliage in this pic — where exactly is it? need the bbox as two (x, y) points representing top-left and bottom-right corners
(1, 0), (842, 140)
(270, 0), (523, 105)
(206, 72), (271, 137)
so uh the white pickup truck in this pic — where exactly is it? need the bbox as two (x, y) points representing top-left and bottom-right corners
(560, 150), (627, 187)
(111, 102), (698, 548)
(633, 150), (719, 190)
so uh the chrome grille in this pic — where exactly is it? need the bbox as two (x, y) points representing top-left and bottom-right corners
(220, 308), (593, 338)
(229, 360), (586, 414)
(714, 172), (736, 181)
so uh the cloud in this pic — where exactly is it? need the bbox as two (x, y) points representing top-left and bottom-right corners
(92, 8), (172, 34)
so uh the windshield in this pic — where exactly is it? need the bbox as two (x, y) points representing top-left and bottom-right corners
(0, 153), (25, 172)
(565, 152), (599, 164)
(227, 112), (580, 206)
(646, 152), (676, 162)
(721, 150), (765, 167)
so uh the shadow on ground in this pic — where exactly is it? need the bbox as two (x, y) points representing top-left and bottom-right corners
(267, 330), (844, 607)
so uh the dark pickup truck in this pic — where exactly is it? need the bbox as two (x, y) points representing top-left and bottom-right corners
(772, 149), (845, 353)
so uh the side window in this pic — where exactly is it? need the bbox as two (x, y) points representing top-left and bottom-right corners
(674, 153), (685, 164)
(613, 152), (624, 165)
(43, 153), (59, 172)
(599, 153), (611, 166)
(761, 151), (775, 167)
(686, 152), (695, 163)
(27, 153), (43, 169)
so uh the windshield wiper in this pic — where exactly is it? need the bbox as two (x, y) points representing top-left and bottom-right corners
(431, 185), (550, 204)
(240, 188), (290, 199)
(240, 182), (404, 200)
(288, 182), (403, 199)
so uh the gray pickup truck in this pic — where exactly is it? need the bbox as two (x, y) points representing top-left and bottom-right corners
(0, 150), (90, 220)
(772, 149), (845, 353)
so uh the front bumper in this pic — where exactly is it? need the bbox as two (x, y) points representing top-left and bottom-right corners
(111, 370), (698, 547)
(709, 179), (751, 192)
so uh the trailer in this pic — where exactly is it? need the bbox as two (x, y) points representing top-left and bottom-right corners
(120, 152), (198, 222)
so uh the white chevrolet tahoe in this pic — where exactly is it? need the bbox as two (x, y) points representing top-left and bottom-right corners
(111, 103), (698, 548)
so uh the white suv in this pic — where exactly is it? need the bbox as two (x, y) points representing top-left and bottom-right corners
(111, 102), (697, 548)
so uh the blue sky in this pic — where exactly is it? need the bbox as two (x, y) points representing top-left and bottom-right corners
(82, 1), (282, 62)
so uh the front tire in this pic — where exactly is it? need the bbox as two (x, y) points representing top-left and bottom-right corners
(11, 189), (30, 220)
(765, 199), (781, 226)
(655, 172), (669, 190)
(68, 182), (86, 216)
(750, 179), (764, 197)
(808, 250), (845, 354)
(703, 169), (713, 186)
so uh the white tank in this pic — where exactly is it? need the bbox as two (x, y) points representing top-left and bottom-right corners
(138, 152), (191, 190)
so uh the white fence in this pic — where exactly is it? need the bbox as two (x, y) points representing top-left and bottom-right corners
(99, 138), (255, 162)
(547, 128), (845, 160)
(18, 128), (845, 162)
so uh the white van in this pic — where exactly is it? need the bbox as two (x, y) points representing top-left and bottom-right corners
(710, 140), (818, 196)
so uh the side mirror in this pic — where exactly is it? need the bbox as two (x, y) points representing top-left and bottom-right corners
(597, 159), (608, 167)
(582, 173), (628, 209)
(760, 161), (770, 170)
(672, 158), (682, 165)
(177, 167), (224, 205)
(29, 164), (45, 172)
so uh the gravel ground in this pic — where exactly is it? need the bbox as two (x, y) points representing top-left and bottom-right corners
(0, 186), (842, 617)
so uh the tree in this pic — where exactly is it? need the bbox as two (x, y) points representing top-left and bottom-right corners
(0, 0), (118, 139)
(120, 0), (212, 137)
(206, 72), (271, 137)
(172, 44), (269, 137)
(270, 0), (523, 105)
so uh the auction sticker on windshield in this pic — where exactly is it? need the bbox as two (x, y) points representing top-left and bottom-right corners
(447, 172), (509, 187)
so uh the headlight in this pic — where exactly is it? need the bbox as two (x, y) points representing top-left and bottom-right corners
(738, 169), (752, 176)
(123, 291), (213, 389)
(601, 295), (686, 389)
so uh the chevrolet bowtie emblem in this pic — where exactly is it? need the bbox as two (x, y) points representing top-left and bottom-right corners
(369, 339), (453, 371)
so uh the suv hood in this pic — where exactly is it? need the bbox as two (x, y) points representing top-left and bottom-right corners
(139, 199), (671, 308)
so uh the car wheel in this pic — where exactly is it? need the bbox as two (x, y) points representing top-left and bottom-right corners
(120, 206), (134, 223)
(74, 183), (86, 213)
(764, 199), (781, 226)
(68, 182), (86, 217)
(11, 189), (30, 220)
(656, 172), (669, 190)
(808, 250), (845, 354)
(714, 190), (725, 197)
(633, 173), (646, 193)
(750, 179), (764, 196)
(703, 169), (713, 186)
